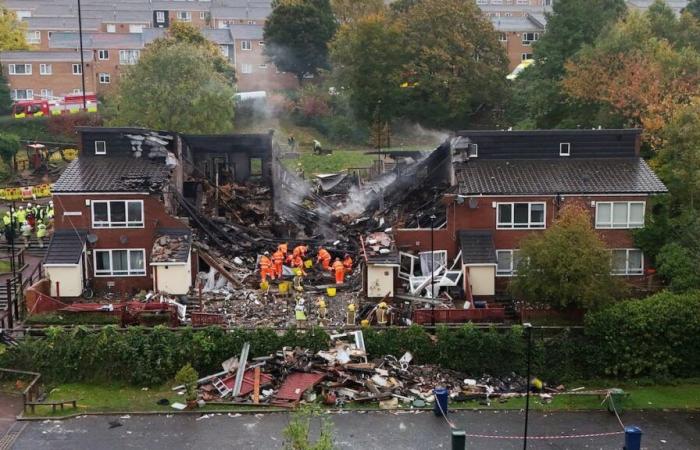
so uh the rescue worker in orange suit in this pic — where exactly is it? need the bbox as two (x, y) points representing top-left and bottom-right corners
(332, 257), (345, 284)
(343, 254), (353, 273)
(291, 253), (307, 276)
(288, 244), (307, 265)
(259, 251), (274, 282)
(278, 243), (288, 258)
(317, 247), (332, 271)
(272, 249), (285, 279)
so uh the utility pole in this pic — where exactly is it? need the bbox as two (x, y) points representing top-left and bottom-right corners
(77, 0), (87, 110)
(430, 214), (436, 326)
(523, 322), (533, 449)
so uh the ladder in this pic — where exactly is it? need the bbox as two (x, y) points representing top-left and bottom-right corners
(211, 377), (231, 398)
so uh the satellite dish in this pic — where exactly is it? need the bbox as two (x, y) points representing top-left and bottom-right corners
(455, 196), (465, 205)
(119, 235), (128, 244)
(86, 234), (98, 244)
(468, 197), (479, 209)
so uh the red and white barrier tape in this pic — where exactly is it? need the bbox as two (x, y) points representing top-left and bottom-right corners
(462, 431), (624, 440)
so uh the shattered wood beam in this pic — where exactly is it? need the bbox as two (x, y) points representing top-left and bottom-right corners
(197, 248), (242, 287)
(253, 367), (261, 404)
(232, 342), (250, 397)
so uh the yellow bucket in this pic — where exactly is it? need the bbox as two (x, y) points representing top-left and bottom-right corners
(304, 259), (313, 269)
(326, 287), (336, 297)
(260, 281), (269, 291)
(293, 268), (302, 276)
(279, 281), (290, 294)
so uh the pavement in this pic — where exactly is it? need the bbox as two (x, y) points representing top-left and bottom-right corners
(8, 410), (700, 449)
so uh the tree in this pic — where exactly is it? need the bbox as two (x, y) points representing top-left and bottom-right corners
(106, 42), (235, 133)
(0, 70), (12, 115)
(562, 11), (700, 149)
(330, 13), (405, 124)
(331, 0), (384, 23)
(685, 0), (700, 18)
(656, 242), (700, 292)
(174, 364), (199, 402)
(264, 0), (337, 83)
(0, 133), (21, 174)
(0, 7), (28, 51)
(397, 0), (508, 128)
(505, 0), (626, 128)
(510, 203), (625, 310)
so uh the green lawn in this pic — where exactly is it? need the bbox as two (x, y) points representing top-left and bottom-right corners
(24, 381), (700, 417)
(0, 260), (12, 273)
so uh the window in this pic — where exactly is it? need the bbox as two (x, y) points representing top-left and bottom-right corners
(177, 11), (191, 22)
(106, 24), (116, 33)
(611, 249), (643, 275)
(241, 40), (251, 50)
(200, 11), (207, 20)
(595, 202), (645, 229)
(476, 0), (488, 4)
(26, 31), (41, 44)
(94, 141), (106, 155)
(560, 142), (570, 156)
(517, 0), (530, 5)
(258, 63), (267, 69)
(468, 144), (478, 158)
(497, 202), (546, 229)
(16, 10), (32, 19)
(40, 89), (53, 98)
(498, 32), (507, 42)
(12, 89), (33, 100)
(72, 89), (82, 94)
(48, 31), (53, 40)
(94, 249), (146, 277)
(129, 24), (144, 33)
(98, 49), (109, 60)
(91, 200), (144, 228)
(39, 64), (52, 75)
(72, 64), (82, 75)
(99, 72), (111, 84)
(241, 63), (252, 74)
(219, 45), (229, 57)
(9, 64), (32, 75)
(119, 50), (140, 65)
(156, 11), (166, 23)
(496, 250), (523, 276)
(258, 41), (265, 47)
(521, 53), (533, 61)
(522, 32), (540, 45)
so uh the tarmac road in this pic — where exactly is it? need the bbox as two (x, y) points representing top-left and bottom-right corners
(9, 410), (699, 450)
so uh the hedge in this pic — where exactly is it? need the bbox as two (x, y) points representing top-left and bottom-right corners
(2, 291), (698, 385)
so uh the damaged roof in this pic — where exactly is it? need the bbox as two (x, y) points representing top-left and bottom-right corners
(363, 232), (399, 265)
(459, 230), (496, 265)
(151, 228), (192, 264)
(455, 158), (667, 195)
(44, 229), (88, 265)
(181, 133), (272, 157)
(53, 157), (172, 193)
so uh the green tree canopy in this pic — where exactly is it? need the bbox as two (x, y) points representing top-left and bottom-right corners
(106, 42), (235, 133)
(0, 133), (21, 173)
(263, 0), (337, 83)
(331, 0), (384, 23)
(0, 7), (28, 51)
(510, 203), (626, 310)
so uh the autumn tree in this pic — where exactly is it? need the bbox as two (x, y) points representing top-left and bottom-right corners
(686, 0), (700, 18)
(331, 0), (384, 23)
(510, 203), (626, 310)
(0, 7), (28, 113)
(562, 9), (700, 150)
(106, 43), (235, 133)
(396, 0), (508, 128)
(263, 0), (337, 83)
(330, 13), (405, 124)
(0, 133), (21, 175)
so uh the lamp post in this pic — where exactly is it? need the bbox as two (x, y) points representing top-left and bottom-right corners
(429, 214), (436, 326)
(523, 322), (533, 449)
(77, 0), (87, 110)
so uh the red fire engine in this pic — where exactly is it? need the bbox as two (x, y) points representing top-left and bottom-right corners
(12, 93), (98, 119)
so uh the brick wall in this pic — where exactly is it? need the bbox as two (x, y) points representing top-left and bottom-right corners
(2, 60), (97, 99)
(233, 38), (298, 92)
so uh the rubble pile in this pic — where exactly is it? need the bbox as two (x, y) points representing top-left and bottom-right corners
(189, 334), (553, 409)
(152, 235), (190, 263)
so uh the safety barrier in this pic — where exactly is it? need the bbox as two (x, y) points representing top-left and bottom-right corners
(0, 183), (53, 200)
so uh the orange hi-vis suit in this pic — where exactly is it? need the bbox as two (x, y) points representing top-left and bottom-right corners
(272, 250), (285, 278)
(259, 255), (274, 282)
(332, 259), (345, 284)
(343, 256), (353, 272)
(317, 248), (332, 270)
(278, 243), (288, 256)
(288, 244), (307, 264)
(291, 255), (306, 275)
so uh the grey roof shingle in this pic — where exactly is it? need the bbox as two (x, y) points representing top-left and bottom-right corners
(459, 230), (496, 265)
(455, 158), (668, 195)
(44, 229), (88, 265)
(53, 157), (172, 193)
(227, 24), (264, 40)
(50, 32), (144, 49)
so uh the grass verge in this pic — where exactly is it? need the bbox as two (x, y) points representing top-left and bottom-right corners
(20, 381), (700, 418)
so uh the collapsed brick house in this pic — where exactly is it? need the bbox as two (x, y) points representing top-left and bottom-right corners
(394, 129), (668, 301)
(43, 126), (272, 299)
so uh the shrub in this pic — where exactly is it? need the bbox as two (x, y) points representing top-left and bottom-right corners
(46, 113), (103, 140)
(175, 364), (199, 401)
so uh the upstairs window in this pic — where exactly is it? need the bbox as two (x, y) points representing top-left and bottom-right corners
(9, 64), (32, 75)
(595, 202), (645, 229)
(498, 32), (507, 42)
(611, 249), (643, 275)
(156, 11), (166, 23)
(522, 32), (540, 45)
(241, 40), (252, 51)
(94, 141), (106, 154)
(92, 200), (144, 228)
(26, 31), (41, 44)
(98, 49), (109, 60)
(119, 50), (140, 65)
(40, 64), (52, 75)
(497, 202), (546, 229)
(72, 64), (82, 75)
(560, 142), (570, 156)
(177, 11), (192, 22)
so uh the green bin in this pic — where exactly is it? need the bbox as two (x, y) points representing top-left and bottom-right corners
(605, 388), (626, 414)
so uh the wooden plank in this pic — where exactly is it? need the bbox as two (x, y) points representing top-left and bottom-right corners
(252, 367), (260, 404)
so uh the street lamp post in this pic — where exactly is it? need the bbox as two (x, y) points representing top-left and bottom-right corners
(429, 214), (436, 326)
(77, 0), (87, 110)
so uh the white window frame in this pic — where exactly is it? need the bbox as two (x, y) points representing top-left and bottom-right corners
(72, 64), (82, 75)
(200, 11), (207, 20)
(119, 50), (140, 65)
(94, 141), (106, 155)
(496, 202), (546, 229)
(610, 249), (644, 276)
(106, 24), (116, 33)
(219, 45), (229, 57)
(91, 200), (144, 228)
(26, 31), (41, 44)
(498, 32), (507, 42)
(156, 11), (166, 23)
(94, 248), (147, 277)
(595, 201), (645, 229)
(241, 40), (252, 51)
(560, 142), (570, 156)
(12, 89), (33, 100)
(129, 24), (144, 33)
(9, 64), (32, 75)
(521, 53), (533, 61)
(468, 144), (478, 158)
(177, 11), (192, 22)
(496, 249), (522, 277)
(522, 32), (540, 46)
(40, 89), (53, 98)
(99, 73), (111, 84)
(39, 63), (52, 75)
(241, 63), (252, 74)
(98, 49), (109, 60)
